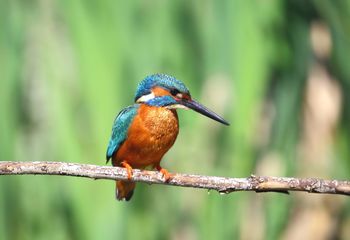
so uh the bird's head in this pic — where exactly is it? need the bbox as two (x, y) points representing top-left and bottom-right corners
(134, 74), (229, 125)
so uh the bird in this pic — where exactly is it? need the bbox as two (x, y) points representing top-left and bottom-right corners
(106, 73), (229, 201)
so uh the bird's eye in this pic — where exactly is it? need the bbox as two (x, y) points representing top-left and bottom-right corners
(170, 89), (180, 96)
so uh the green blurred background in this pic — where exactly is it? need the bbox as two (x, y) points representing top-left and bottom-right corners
(1, 0), (349, 239)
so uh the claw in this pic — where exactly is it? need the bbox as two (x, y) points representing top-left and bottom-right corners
(121, 161), (133, 180)
(155, 165), (172, 182)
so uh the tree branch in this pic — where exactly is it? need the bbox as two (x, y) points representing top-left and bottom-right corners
(0, 161), (349, 196)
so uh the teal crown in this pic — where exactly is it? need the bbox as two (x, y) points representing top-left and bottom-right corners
(134, 74), (190, 102)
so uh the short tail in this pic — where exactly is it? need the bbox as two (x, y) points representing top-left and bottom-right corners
(116, 180), (136, 201)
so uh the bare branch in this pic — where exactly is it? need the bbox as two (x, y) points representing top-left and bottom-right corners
(0, 161), (349, 196)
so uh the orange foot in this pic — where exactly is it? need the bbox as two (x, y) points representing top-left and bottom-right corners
(155, 165), (172, 182)
(121, 161), (133, 180)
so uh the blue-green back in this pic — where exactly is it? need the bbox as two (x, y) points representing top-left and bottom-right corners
(106, 104), (139, 162)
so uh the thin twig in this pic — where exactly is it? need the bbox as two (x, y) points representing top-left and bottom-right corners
(0, 161), (349, 196)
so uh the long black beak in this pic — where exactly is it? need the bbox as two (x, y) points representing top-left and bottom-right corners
(180, 99), (230, 126)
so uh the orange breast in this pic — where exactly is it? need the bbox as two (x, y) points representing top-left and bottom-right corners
(113, 104), (179, 168)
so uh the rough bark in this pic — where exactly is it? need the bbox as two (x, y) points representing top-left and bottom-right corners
(0, 161), (349, 196)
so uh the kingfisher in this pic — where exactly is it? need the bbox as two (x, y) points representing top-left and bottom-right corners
(106, 74), (229, 201)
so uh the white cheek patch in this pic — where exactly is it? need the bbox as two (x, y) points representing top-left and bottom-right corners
(166, 104), (189, 110)
(136, 92), (155, 103)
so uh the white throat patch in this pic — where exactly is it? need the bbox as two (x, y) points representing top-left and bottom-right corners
(166, 104), (188, 110)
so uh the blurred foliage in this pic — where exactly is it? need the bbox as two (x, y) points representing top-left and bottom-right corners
(0, 0), (349, 239)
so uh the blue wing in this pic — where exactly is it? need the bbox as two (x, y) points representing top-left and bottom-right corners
(106, 104), (139, 163)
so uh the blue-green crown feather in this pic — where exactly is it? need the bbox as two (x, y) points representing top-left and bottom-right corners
(106, 105), (139, 162)
(134, 73), (190, 102)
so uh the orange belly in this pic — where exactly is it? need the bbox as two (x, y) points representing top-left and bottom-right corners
(112, 104), (179, 169)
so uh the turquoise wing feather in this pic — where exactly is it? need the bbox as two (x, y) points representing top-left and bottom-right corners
(106, 104), (139, 163)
